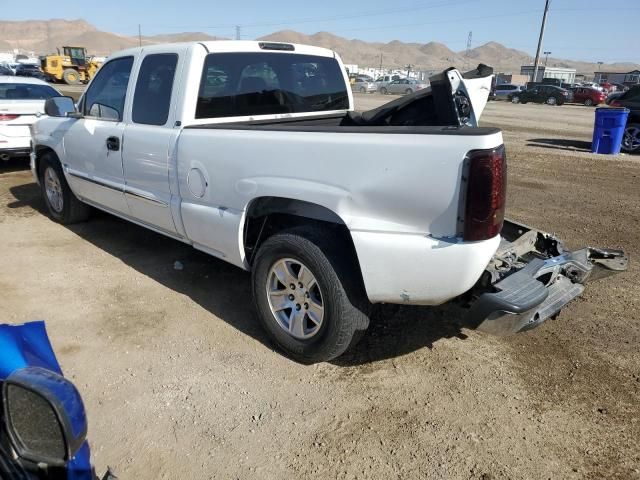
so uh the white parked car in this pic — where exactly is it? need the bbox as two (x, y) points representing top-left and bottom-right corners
(351, 78), (377, 94)
(30, 41), (627, 362)
(381, 78), (429, 95)
(0, 76), (62, 161)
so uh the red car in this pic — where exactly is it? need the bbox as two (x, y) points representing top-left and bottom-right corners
(571, 87), (607, 106)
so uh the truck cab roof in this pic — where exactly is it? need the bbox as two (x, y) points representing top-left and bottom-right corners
(112, 41), (338, 60)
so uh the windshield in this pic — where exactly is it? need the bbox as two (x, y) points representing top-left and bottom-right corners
(196, 52), (349, 119)
(0, 83), (59, 100)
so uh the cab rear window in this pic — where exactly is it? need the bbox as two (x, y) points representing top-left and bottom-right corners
(195, 52), (349, 119)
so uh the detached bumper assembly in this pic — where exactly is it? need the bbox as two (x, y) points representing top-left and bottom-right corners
(469, 220), (628, 335)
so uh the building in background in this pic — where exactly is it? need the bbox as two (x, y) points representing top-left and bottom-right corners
(520, 65), (576, 83)
(495, 73), (529, 86)
(594, 70), (640, 86)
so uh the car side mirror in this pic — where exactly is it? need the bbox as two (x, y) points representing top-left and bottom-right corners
(2, 367), (88, 467)
(44, 96), (78, 118)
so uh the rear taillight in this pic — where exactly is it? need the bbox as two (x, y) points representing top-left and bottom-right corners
(463, 145), (507, 242)
(610, 100), (621, 107)
(0, 114), (19, 121)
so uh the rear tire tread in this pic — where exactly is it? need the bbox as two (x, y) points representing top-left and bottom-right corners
(252, 226), (369, 363)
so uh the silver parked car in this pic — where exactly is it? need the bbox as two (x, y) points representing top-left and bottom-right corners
(374, 74), (401, 92)
(494, 84), (524, 100)
(351, 79), (377, 94)
(381, 78), (428, 95)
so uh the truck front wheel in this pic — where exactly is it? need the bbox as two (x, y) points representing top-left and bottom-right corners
(251, 227), (369, 363)
(39, 153), (91, 224)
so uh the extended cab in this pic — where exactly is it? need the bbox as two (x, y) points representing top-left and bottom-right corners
(31, 41), (627, 362)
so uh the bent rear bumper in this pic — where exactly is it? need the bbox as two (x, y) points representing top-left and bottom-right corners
(469, 221), (628, 335)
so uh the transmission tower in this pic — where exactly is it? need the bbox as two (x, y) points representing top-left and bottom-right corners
(465, 31), (473, 57)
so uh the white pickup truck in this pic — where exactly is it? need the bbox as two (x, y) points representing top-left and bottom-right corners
(31, 41), (627, 362)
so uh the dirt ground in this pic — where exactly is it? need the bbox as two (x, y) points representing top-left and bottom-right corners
(1, 99), (639, 479)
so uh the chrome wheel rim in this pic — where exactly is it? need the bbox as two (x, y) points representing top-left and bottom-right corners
(266, 258), (324, 340)
(547, 97), (556, 105)
(44, 167), (63, 213)
(511, 96), (519, 103)
(623, 126), (640, 151)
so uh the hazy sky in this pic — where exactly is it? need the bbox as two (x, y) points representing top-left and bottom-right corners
(5, 0), (639, 63)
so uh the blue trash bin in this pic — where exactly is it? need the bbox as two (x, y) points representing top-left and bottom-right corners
(591, 107), (630, 155)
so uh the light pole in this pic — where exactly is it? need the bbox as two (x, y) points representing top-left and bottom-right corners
(597, 61), (604, 82)
(543, 51), (551, 66)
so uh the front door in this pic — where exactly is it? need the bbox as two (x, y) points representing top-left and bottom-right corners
(62, 56), (135, 214)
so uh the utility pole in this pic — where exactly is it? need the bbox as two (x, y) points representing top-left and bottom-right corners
(379, 53), (383, 76)
(532, 0), (551, 83)
(405, 64), (413, 78)
(465, 31), (473, 69)
(235, 25), (241, 40)
(543, 51), (551, 66)
(138, 24), (142, 47)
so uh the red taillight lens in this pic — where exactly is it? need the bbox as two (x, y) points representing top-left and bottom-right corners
(0, 114), (19, 121)
(610, 100), (621, 107)
(463, 145), (507, 242)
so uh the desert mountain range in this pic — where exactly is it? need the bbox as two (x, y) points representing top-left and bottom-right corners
(1, 19), (637, 74)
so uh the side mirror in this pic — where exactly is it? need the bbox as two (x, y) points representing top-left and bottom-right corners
(44, 96), (77, 118)
(2, 367), (88, 467)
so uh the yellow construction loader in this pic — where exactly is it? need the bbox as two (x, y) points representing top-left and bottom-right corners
(41, 46), (102, 85)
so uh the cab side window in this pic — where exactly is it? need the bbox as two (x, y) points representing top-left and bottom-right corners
(83, 56), (134, 121)
(132, 53), (178, 126)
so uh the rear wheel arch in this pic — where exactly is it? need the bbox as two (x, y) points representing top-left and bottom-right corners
(242, 196), (364, 280)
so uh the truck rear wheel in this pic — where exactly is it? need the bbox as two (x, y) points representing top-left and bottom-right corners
(39, 153), (91, 224)
(251, 227), (369, 363)
(62, 69), (80, 85)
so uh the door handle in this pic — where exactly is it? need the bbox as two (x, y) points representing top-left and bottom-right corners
(106, 136), (120, 151)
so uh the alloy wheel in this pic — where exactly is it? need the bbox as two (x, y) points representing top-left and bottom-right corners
(44, 167), (64, 213)
(622, 125), (640, 152)
(266, 258), (324, 340)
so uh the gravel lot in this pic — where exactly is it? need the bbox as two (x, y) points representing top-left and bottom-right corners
(1, 98), (639, 479)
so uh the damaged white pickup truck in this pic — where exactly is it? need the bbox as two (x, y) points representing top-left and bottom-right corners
(31, 41), (628, 362)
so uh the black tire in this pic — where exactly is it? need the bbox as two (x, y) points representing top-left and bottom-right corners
(621, 123), (640, 153)
(546, 96), (557, 105)
(405, 88), (413, 95)
(62, 68), (80, 85)
(359, 86), (366, 94)
(39, 153), (91, 224)
(380, 87), (387, 95)
(511, 95), (520, 104)
(584, 98), (593, 106)
(252, 227), (370, 363)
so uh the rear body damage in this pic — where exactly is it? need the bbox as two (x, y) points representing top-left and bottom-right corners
(469, 220), (628, 335)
